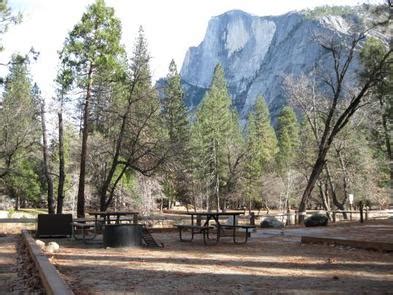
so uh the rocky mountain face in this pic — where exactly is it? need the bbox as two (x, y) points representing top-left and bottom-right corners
(179, 6), (379, 119)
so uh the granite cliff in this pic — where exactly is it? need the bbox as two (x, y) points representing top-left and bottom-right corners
(179, 6), (383, 119)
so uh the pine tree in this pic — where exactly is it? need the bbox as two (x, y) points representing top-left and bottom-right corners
(59, 0), (123, 217)
(360, 37), (392, 192)
(191, 64), (242, 211)
(276, 106), (299, 171)
(32, 84), (55, 214)
(161, 59), (191, 205)
(162, 60), (189, 154)
(97, 26), (166, 211)
(55, 66), (73, 214)
(0, 55), (40, 208)
(276, 106), (299, 211)
(243, 96), (278, 211)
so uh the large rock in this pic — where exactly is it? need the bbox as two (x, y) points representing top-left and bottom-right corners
(260, 217), (284, 228)
(304, 214), (328, 227)
(179, 7), (386, 120)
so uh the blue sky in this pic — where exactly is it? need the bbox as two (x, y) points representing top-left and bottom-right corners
(1, 0), (383, 100)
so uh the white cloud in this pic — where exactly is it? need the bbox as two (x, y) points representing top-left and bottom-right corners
(1, 0), (383, 99)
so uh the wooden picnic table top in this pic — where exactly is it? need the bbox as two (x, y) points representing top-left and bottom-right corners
(87, 211), (139, 225)
(185, 211), (243, 216)
(88, 211), (139, 216)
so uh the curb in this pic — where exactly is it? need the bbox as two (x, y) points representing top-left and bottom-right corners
(21, 230), (74, 295)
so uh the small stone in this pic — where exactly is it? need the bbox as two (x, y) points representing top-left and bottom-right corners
(35, 240), (45, 249)
(46, 242), (60, 253)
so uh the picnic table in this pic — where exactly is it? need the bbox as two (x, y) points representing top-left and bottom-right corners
(88, 211), (139, 225)
(87, 211), (142, 247)
(176, 211), (255, 245)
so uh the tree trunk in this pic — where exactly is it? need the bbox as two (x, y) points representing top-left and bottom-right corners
(40, 99), (55, 214)
(318, 181), (331, 220)
(380, 97), (393, 190)
(14, 195), (19, 211)
(298, 154), (327, 222)
(325, 165), (348, 219)
(101, 164), (127, 211)
(57, 107), (65, 214)
(76, 65), (93, 218)
(99, 100), (132, 211)
(336, 148), (350, 216)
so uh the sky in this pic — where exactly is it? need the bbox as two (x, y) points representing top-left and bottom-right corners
(0, 0), (383, 100)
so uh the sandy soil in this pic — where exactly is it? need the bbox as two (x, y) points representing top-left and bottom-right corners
(44, 220), (393, 294)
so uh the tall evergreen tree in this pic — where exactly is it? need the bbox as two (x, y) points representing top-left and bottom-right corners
(276, 106), (299, 211)
(59, 0), (123, 217)
(97, 26), (167, 211)
(191, 64), (242, 211)
(0, 55), (40, 208)
(32, 84), (55, 214)
(360, 37), (392, 192)
(162, 59), (189, 154)
(161, 59), (191, 205)
(243, 96), (278, 211)
(55, 66), (72, 214)
(276, 106), (299, 171)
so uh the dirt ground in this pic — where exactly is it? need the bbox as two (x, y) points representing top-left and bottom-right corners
(0, 224), (43, 294)
(41, 220), (393, 294)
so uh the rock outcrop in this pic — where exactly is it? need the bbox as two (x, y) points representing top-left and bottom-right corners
(179, 6), (384, 119)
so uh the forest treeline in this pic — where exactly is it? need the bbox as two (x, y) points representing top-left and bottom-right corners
(0, 0), (391, 219)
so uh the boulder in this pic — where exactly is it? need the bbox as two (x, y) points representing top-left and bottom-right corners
(260, 217), (284, 228)
(304, 214), (328, 227)
(35, 240), (45, 250)
(46, 241), (60, 254)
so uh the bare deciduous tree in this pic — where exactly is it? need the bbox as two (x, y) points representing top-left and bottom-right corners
(286, 30), (392, 222)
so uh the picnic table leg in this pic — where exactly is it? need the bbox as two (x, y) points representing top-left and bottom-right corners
(206, 216), (220, 242)
(203, 229), (207, 245)
(233, 227), (248, 244)
(71, 223), (76, 240)
(179, 227), (193, 242)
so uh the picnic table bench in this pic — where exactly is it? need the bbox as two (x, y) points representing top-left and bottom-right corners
(177, 212), (255, 245)
(219, 224), (256, 244)
(71, 219), (97, 243)
(176, 224), (214, 245)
